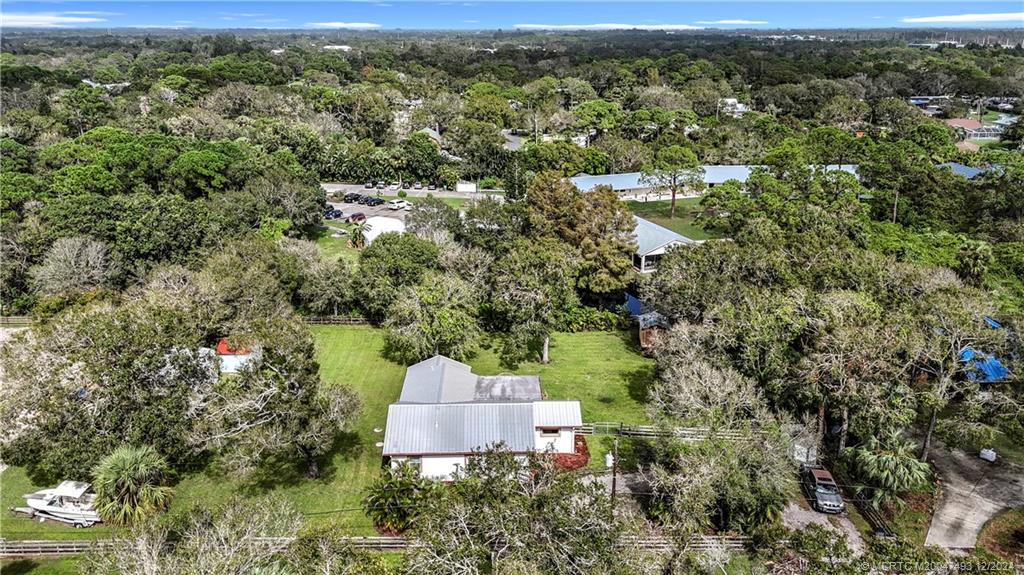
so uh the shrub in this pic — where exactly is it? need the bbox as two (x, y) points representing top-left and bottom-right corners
(92, 445), (174, 526)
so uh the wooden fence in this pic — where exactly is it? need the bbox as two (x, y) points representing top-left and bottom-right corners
(0, 316), (32, 327)
(0, 534), (749, 558)
(579, 422), (756, 442)
(303, 316), (370, 325)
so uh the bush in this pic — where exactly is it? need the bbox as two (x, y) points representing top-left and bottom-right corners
(479, 175), (501, 189)
(363, 462), (434, 534)
(559, 306), (624, 332)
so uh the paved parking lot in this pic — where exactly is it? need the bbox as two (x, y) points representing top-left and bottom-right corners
(327, 199), (410, 222)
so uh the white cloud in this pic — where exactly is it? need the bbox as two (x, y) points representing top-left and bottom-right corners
(219, 12), (268, 18)
(63, 11), (123, 16)
(307, 21), (382, 29)
(695, 19), (768, 25)
(515, 23), (703, 30)
(1, 12), (106, 27)
(901, 12), (1023, 23)
(463, 19), (479, 24)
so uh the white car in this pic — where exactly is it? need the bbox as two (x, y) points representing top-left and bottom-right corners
(389, 182), (401, 190)
(387, 199), (411, 210)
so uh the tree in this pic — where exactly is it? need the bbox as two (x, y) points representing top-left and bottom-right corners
(956, 239), (993, 285)
(573, 99), (623, 142)
(83, 496), (303, 575)
(354, 233), (439, 321)
(572, 185), (637, 294)
(642, 146), (704, 219)
(844, 430), (930, 509)
(363, 461), (435, 534)
(57, 86), (111, 136)
(92, 445), (174, 527)
(407, 446), (652, 575)
(490, 239), (580, 366)
(29, 236), (112, 297)
(383, 272), (482, 364)
(287, 521), (397, 575)
(189, 317), (361, 478)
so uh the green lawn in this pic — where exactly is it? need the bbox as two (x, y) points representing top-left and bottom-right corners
(626, 198), (720, 241)
(0, 327), (651, 539)
(312, 222), (361, 265)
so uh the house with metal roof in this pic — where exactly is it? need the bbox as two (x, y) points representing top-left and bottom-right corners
(384, 355), (582, 479)
(570, 165), (858, 196)
(633, 216), (696, 273)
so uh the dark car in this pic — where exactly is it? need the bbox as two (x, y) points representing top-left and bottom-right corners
(329, 209), (343, 219)
(801, 466), (845, 514)
(358, 195), (374, 205)
(347, 212), (366, 223)
(324, 210), (338, 220)
(367, 197), (385, 206)
(344, 192), (362, 203)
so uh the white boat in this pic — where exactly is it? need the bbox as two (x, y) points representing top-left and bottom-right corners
(20, 481), (102, 527)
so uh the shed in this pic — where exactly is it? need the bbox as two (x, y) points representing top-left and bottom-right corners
(363, 216), (406, 245)
(637, 311), (668, 350)
(215, 337), (255, 374)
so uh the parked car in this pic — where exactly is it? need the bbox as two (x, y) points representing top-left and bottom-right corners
(387, 199), (411, 210)
(413, 181), (423, 189)
(329, 209), (344, 219)
(347, 212), (366, 223)
(344, 192), (362, 203)
(389, 182), (401, 190)
(427, 183), (437, 190)
(364, 182), (374, 189)
(324, 211), (337, 220)
(376, 181), (386, 189)
(801, 465), (845, 514)
(358, 195), (374, 205)
(367, 197), (385, 206)
(401, 181), (411, 189)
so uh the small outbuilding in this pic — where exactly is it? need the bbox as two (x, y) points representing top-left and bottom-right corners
(215, 337), (256, 374)
(363, 216), (406, 245)
(637, 311), (669, 351)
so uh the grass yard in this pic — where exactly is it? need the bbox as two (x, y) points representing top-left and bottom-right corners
(0, 327), (651, 539)
(977, 508), (1024, 564)
(626, 197), (720, 241)
(312, 222), (361, 265)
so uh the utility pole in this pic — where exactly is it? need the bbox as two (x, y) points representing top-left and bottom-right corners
(610, 437), (619, 504)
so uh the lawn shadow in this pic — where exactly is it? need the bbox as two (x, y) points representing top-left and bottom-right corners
(625, 365), (656, 404)
(0, 561), (40, 575)
(239, 431), (364, 495)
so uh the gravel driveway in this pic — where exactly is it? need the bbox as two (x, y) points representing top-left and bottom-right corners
(782, 501), (867, 556)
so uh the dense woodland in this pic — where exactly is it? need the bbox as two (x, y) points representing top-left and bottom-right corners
(1, 30), (1022, 573)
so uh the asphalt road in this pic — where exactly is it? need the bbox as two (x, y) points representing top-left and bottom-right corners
(326, 199), (410, 221)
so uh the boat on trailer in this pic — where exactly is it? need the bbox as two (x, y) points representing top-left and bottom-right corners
(14, 481), (102, 527)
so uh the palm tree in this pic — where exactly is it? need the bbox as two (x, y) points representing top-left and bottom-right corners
(844, 430), (930, 510)
(92, 445), (174, 526)
(351, 221), (371, 249)
(363, 462), (433, 534)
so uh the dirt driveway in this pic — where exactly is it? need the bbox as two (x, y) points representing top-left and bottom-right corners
(924, 448), (1024, 550)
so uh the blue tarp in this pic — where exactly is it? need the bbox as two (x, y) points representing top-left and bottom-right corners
(624, 293), (644, 317)
(959, 347), (1009, 383)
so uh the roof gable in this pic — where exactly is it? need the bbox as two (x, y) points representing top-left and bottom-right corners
(633, 216), (694, 255)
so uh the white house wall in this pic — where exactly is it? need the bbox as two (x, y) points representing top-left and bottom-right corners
(534, 428), (575, 453)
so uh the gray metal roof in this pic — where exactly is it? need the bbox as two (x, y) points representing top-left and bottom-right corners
(398, 356), (477, 403)
(475, 375), (542, 401)
(384, 400), (581, 456)
(533, 401), (583, 428)
(638, 311), (668, 330)
(570, 165), (859, 192)
(634, 216), (695, 256)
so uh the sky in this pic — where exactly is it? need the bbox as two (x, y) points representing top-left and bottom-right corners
(1, 1), (1022, 30)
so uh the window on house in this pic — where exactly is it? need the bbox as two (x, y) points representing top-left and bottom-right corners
(539, 428), (560, 437)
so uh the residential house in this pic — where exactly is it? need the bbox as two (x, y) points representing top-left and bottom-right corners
(383, 355), (582, 479)
(719, 98), (750, 118)
(632, 216), (696, 273)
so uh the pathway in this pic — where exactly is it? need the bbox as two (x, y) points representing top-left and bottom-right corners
(781, 501), (866, 556)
